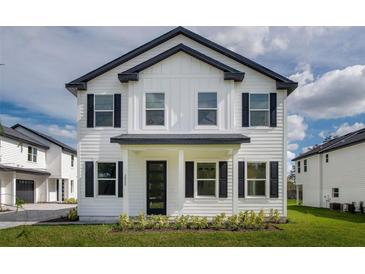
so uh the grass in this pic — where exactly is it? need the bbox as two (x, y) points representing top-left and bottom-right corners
(1, 200), (365, 246)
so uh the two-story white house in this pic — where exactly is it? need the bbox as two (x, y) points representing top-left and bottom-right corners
(293, 127), (365, 208)
(0, 124), (77, 206)
(65, 27), (297, 221)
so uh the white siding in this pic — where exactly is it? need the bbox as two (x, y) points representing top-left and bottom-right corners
(0, 136), (47, 170)
(76, 33), (287, 219)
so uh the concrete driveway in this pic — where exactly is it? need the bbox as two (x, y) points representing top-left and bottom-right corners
(0, 203), (76, 229)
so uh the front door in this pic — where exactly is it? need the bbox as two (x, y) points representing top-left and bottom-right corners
(146, 161), (167, 215)
(16, 180), (35, 203)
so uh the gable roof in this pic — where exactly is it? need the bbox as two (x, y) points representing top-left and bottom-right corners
(118, 43), (245, 83)
(292, 127), (365, 161)
(11, 124), (77, 154)
(0, 125), (49, 149)
(65, 26), (297, 95)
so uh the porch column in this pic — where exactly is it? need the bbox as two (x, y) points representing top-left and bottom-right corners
(12, 171), (16, 206)
(45, 178), (49, 202)
(122, 149), (129, 215)
(232, 149), (239, 215)
(177, 149), (184, 215)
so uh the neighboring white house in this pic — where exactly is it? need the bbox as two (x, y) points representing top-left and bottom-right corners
(293, 127), (365, 208)
(65, 26), (298, 221)
(0, 124), (77, 206)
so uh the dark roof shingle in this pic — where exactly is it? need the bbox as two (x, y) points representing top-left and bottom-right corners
(1, 126), (49, 149)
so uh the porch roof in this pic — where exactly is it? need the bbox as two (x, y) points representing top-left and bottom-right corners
(0, 164), (51, 176)
(110, 134), (250, 145)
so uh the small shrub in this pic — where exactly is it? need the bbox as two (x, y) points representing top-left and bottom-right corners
(269, 209), (275, 223)
(64, 198), (77, 204)
(67, 208), (78, 221)
(15, 198), (25, 212)
(173, 215), (189, 230)
(273, 209), (281, 223)
(149, 215), (169, 229)
(119, 214), (131, 231)
(226, 214), (240, 231)
(189, 216), (208, 230)
(248, 210), (256, 229)
(256, 209), (265, 229)
(134, 213), (148, 230)
(238, 210), (249, 228)
(211, 213), (226, 230)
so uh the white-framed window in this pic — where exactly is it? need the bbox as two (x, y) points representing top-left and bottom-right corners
(304, 159), (308, 172)
(198, 92), (217, 126)
(95, 95), (114, 127)
(97, 162), (116, 196)
(326, 154), (329, 163)
(297, 161), (301, 173)
(332, 187), (339, 198)
(70, 180), (74, 193)
(249, 93), (269, 126)
(145, 93), (165, 126)
(71, 155), (74, 167)
(27, 146), (37, 162)
(196, 162), (217, 197)
(247, 162), (266, 196)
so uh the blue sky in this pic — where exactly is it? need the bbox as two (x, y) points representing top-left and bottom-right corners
(1, 27), (365, 169)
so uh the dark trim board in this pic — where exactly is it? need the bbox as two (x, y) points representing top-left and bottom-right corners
(118, 44), (244, 83)
(65, 26), (297, 95)
(110, 134), (250, 145)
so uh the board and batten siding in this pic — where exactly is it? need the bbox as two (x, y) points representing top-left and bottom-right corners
(76, 33), (287, 218)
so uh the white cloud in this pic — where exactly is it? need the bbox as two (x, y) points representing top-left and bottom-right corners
(287, 150), (296, 174)
(288, 143), (299, 151)
(288, 65), (365, 119)
(318, 130), (327, 139)
(332, 122), (365, 137)
(287, 114), (308, 142)
(46, 124), (76, 139)
(302, 146), (312, 153)
(289, 63), (314, 86)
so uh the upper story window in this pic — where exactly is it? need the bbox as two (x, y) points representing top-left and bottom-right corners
(196, 162), (216, 196)
(97, 162), (116, 196)
(304, 159), (308, 172)
(325, 154), (329, 163)
(247, 162), (266, 196)
(71, 155), (74, 167)
(332, 187), (339, 198)
(250, 93), (269, 126)
(297, 161), (301, 173)
(27, 146), (37, 162)
(70, 180), (74, 193)
(95, 95), (114, 127)
(198, 92), (217, 125)
(146, 93), (165, 126)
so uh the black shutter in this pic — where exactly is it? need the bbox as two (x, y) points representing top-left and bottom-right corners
(270, 93), (277, 127)
(87, 94), (94, 128)
(185, 161), (194, 198)
(270, 161), (279, 198)
(85, 161), (94, 197)
(118, 161), (123, 197)
(238, 161), (245, 198)
(242, 93), (249, 127)
(219, 161), (228, 198)
(114, 94), (121, 128)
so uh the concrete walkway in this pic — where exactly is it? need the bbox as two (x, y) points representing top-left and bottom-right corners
(0, 203), (76, 229)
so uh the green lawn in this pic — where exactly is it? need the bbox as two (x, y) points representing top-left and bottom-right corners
(1, 201), (365, 246)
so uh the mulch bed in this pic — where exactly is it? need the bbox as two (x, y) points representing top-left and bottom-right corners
(42, 217), (79, 223)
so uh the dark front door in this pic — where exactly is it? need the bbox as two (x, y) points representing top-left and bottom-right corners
(146, 161), (167, 215)
(16, 180), (35, 203)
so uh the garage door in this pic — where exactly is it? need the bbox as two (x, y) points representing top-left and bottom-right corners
(16, 180), (35, 203)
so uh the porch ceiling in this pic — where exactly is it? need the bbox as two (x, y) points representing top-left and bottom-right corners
(110, 133), (250, 145)
(0, 164), (51, 176)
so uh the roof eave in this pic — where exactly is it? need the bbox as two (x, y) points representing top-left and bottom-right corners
(276, 81), (298, 95)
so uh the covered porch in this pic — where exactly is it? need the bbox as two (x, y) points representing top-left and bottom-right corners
(111, 133), (250, 217)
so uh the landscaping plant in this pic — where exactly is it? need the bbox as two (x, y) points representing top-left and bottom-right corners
(211, 213), (226, 230)
(256, 209), (265, 229)
(249, 210), (256, 229)
(134, 213), (148, 230)
(67, 208), (78, 221)
(173, 215), (190, 230)
(149, 215), (169, 229)
(119, 214), (131, 231)
(273, 209), (281, 223)
(64, 198), (77, 204)
(189, 216), (208, 230)
(226, 214), (240, 231)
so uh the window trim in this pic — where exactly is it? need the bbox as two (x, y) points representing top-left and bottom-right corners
(332, 187), (339, 198)
(304, 159), (308, 172)
(246, 161), (268, 198)
(196, 91), (218, 127)
(143, 92), (167, 128)
(27, 145), (37, 163)
(249, 93), (270, 127)
(94, 94), (114, 128)
(96, 161), (117, 197)
(194, 161), (218, 198)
